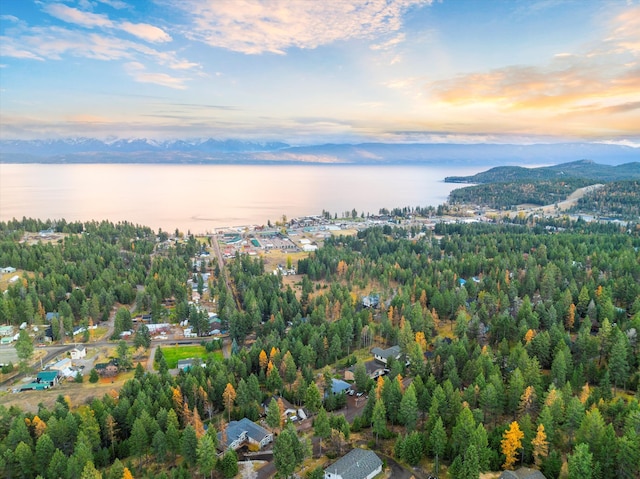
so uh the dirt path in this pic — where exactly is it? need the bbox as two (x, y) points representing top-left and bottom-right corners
(511, 183), (604, 217)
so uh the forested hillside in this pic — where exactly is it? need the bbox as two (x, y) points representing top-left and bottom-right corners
(445, 161), (640, 214)
(448, 179), (592, 209)
(445, 160), (640, 184)
(0, 217), (639, 479)
(568, 180), (640, 220)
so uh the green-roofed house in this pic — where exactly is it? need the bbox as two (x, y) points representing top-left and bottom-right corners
(37, 370), (60, 387)
(21, 370), (61, 391)
(324, 448), (382, 479)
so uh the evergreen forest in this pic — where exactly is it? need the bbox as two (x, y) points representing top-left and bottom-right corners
(0, 215), (639, 479)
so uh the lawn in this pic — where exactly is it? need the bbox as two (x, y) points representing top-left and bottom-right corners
(160, 345), (223, 368)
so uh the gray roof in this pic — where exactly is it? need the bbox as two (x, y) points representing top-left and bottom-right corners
(325, 448), (382, 479)
(331, 378), (352, 394)
(221, 418), (270, 447)
(499, 468), (546, 479)
(371, 345), (401, 359)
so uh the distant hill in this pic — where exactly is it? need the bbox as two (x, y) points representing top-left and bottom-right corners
(0, 139), (638, 165)
(445, 160), (640, 183)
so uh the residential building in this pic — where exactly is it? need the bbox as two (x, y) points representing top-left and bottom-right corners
(71, 347), (86, 360)
(36, 370), (60, 387)
(362, 294), (380, 308)
(0, 325), (14, 337)
(371, 345), (401, 365)
(329, 378), (352, 396)
(345, 360), (387, 382)
(499, 468), (547, 479)
(49, 358), (72, 371)
(218, 418), (273, 452)
(95, 361), (118, 376)
(177, 358), (196, 371)
(324, 448), (382, 479)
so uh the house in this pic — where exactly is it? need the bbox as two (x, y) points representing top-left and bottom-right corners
(362, 294), (380, 308)
(1, 267), (16, 274)
(59, 367), (79, 378)
(0, 325), (14, 337)
(330, 378), (352, 395)
(49, 358), (72, 371)
(324, 448), (382, 479)
(70, 347), (86, 360)
(37, 370), (60, 387)
(499, 468), (546, 479)
(345, 360), (386, 382)
(218, 418), (273, 451)
(94, 361), (118, 377)
(371, 345), (401, 365)
(45, 312), (60, 322)
(177, 358), (196, 371)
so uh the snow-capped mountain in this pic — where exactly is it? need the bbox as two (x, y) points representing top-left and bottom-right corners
(0, 138), (290, 156)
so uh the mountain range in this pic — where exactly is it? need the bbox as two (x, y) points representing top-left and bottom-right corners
(0, 138), (638, 166)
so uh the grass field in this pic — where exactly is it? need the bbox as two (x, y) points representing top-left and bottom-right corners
(161, 345), (223, 368)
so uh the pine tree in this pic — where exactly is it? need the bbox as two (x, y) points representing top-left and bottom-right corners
(305, 382), (322, 414)
(568, 443), (593, 479)
(501, 421), (524, 470)
(399, 383), (418, 431)
(313, 407), (331, 455)
(197, 434), (216, 479)
(266, 398), (281, 431)
(609, 333), (629, 393)
(181, 425), (198, 467)
(372, 399), (387, 445)
(429, 417), (447, 476)
(130, 418), (148, 467)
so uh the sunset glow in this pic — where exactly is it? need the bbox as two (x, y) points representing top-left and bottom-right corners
(1, 0), (639, 144)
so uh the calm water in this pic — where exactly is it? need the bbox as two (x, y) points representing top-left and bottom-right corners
(0, 164), (483, 233)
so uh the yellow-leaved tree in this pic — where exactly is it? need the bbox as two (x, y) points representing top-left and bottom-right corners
(531, 423), (549, 467)
(501, 421), (524, 470)
(223, 383), (236, 422)
(259, 349), (268, 370)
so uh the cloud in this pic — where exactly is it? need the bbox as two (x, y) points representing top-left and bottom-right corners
(0, 15), (20, 23)
(175, 0), (431, 54)
(0, 13), (196, 81)
(425, 5), (640, 121)
(44, 3), (113, 28)
(124, 62), (187, 89)
(370, 33), (406, 51)
(43, 3), (172, 43)
(96, 0), (129, 9)
(119, 22), (172, 43)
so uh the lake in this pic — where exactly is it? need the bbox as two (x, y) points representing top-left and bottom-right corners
(0, 164), (483, 233)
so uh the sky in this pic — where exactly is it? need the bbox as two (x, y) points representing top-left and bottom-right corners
(0, 0), (639, 145)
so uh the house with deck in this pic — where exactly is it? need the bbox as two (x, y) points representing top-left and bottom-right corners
(371, 345), (401, 365)
(218, 418), (273, 452)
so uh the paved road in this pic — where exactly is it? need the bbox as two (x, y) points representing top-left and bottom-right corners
(210, 231), (242, 311)
(0, 344), (74, 387)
